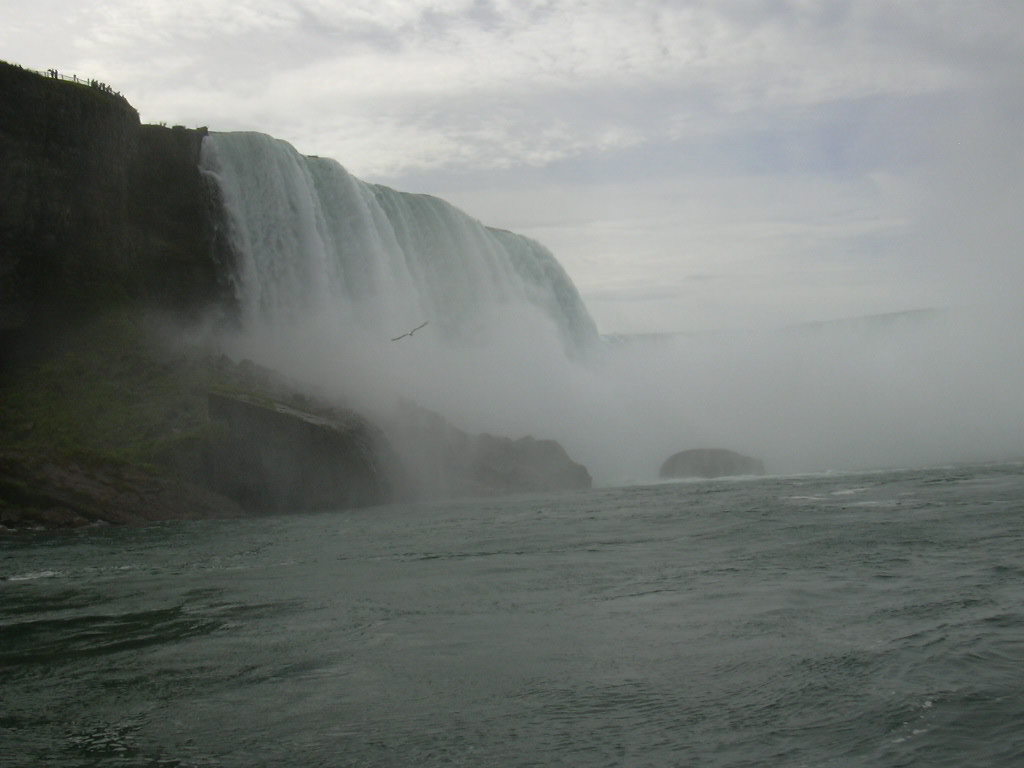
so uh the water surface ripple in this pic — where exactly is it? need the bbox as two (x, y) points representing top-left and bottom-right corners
(2, 463), (1023, 766)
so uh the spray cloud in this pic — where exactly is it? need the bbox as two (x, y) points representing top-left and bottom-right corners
(201, 131), (1024, 487)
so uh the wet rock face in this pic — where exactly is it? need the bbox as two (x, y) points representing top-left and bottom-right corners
(0, 61), (231, 342)
(1, 62), (137, 330)
(659, 449), (765, 479)
(380, 400), (592, 499)
(470, 433), (592, 495)
(204, 392), (397, 513)
(0, 450), (244, 530)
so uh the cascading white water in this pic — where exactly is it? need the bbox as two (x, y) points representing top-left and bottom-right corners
(199, 131), (597, 353)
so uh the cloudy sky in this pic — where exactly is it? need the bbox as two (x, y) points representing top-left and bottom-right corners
(4, 0), (1023, 334)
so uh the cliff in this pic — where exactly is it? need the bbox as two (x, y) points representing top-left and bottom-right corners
(203, 392), (397, 512)
(0, 311), (405, 529)
(0, 61), (230, 352)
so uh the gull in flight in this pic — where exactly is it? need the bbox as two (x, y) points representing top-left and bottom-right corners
(391, 321), (429, 341)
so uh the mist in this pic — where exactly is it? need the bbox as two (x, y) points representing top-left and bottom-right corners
(204, 129), (1023, 489)
(223, 299), (1023, 488)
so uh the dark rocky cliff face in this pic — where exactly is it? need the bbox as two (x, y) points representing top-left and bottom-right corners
(129, 124), (232, 311)
(0, 61), (231, 353)
(204, 392), (398, 513)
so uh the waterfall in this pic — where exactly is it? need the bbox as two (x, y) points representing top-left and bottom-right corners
(199, 131), (598, 353)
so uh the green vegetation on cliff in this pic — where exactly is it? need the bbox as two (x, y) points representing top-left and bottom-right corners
(0, 307), (398, 531)
(0, 59), (247, 530)
(0, 310), (238, 529)
(0, 311), (214, 464)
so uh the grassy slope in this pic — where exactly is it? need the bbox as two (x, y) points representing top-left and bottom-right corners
(0, 309), (264, 529)
(0, 307), (383, 529)
(0, 311), (216, 466)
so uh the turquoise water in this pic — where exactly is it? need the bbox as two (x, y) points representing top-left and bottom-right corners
(3, 463), (1023, 766)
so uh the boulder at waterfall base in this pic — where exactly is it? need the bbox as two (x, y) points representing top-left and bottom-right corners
(659, 449), (765, 479)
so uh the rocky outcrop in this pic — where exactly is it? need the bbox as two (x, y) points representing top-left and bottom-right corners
(659, 448), (765, 479)
(382, 400), (591, 498)
(201, 392), (398, 512)
(0, 328), (408, 529)
(470, 433), (592, 494)
(0, 450), (244, 530)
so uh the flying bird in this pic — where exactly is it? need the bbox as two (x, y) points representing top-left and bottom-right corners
(391, 321), (428, 341)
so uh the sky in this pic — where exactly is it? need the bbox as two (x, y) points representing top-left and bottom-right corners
(3, 0), (1023, 335)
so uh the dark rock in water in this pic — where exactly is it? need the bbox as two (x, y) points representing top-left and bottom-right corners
(204, 392), (398, 513)
(659, 448), (765, 479)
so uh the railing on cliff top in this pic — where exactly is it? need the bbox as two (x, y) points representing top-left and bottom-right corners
(33, 67), (128, 103)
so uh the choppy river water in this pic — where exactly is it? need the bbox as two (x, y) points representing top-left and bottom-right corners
(3, 463), (1023, 767)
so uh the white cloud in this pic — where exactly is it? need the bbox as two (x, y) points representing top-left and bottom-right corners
(8, 0), (1007, 172)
